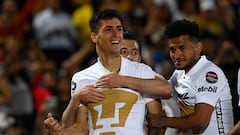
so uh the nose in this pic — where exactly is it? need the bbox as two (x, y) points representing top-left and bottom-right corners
(112, 28), (122, 37)
(127, 54), (134, 61)
(174, 49), (183, 57)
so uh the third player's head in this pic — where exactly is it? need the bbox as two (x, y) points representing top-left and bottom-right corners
(164, 19), (203, 73)
(120, 31), (141, 62)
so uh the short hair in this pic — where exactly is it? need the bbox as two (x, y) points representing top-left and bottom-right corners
(123, 30), (142, 55)
(164, 19), (199, 40)
(123, 30), (136, 40)
(89, 9), (123, 33)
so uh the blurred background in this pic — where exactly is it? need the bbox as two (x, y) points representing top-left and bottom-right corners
(0, 0), (239, 134)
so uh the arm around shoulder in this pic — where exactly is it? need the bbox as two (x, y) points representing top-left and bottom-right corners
(122, 76), (171, 98)
(226, 121), (240, 135)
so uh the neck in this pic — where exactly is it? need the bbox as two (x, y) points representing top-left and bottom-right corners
(99, 55), (121, 72)
(185, 56), (201, 73)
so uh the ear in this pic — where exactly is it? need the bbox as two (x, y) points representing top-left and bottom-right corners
(138, 56), (141, 63)
(90, 32), (97, 43)
(196, 41), (203, 54)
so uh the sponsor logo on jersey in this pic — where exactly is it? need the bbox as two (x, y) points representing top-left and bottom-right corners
(215, 99), (225, 134)
(198, 86), (217, 93)
(206, 71), (218, 83)
(71, 81), (77, 90)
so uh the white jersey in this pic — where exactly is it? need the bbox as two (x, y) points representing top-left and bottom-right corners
(155, 73), (180, 135)
(71, 57), (155, 135)
(169, 56), (234, 135)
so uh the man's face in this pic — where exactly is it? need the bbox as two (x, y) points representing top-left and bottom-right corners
(91, 18), (123, 56)
(168, 35), (202, 72)
(120, 39), (141, 62)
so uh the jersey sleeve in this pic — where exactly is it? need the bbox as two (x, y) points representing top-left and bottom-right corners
(195, 70), (228, 107)
(71, 72), (95, 97)
(137, 63), (160, 103)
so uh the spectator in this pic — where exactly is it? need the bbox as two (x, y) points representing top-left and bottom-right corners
(32, 0), (79, 68)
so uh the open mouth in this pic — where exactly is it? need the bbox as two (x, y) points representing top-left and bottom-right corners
(111, 40), (120, 45)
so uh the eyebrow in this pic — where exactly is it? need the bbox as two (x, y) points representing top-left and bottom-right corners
(131, 48), (139, 51)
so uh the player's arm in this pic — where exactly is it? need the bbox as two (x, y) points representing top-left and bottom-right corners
(61, 95), (81, 129)
(62, 84), (104, 128)
(148, 103), (213, 134)
(61, 106), (89, 135)
(146, 100), (165, 135)
(95, 72), (171, 98)
(44, 113), (62, 135)
(226, 120), (240, 135)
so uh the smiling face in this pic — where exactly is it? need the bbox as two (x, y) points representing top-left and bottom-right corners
(91, 18), (123, 57)
(168, 35), (202, 73)
(120, 39), (141, 62)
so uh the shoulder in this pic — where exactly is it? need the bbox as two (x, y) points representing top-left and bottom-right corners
(202, 61), (226, 82)
(123, 58), (153, 70)
(72, 63), (98, 80)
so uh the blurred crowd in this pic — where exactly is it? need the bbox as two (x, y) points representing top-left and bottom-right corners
(0, 0), (239, 135)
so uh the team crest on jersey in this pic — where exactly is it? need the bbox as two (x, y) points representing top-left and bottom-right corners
(206, 71), (218, 83)
(71, 81), (77, 90)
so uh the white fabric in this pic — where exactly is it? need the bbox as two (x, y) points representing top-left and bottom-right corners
(71, 57), (156, 135)
(169, 55), (234, 135)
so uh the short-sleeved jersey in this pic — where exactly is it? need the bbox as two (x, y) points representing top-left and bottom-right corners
(169, 55), (234, 135)
(71, 57), (156, 135)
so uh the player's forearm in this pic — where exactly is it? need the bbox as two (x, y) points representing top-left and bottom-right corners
(61, 96), (80, 128)
(148, 127), (163, 135)
(226, 121), (240, 135)
(163, 115), (207, 133)
(122, 76), (171, 98)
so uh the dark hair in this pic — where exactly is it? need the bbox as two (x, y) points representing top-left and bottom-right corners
(164, 19), (199, 40)
(123, 30), (142, 56)
(89, 9), (123, 33)
(123, 30), (136, 40)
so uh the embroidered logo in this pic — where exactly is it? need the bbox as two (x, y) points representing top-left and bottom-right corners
(206, 71), (218, 83)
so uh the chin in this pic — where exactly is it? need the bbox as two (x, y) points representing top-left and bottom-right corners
(175, 66), (184, 70)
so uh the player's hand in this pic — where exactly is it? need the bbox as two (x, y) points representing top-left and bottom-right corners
(147, 114), (166, 129)
(95, 73), (123, 88)
(44, 113), (62, 135)
(74, 85), (105, 105)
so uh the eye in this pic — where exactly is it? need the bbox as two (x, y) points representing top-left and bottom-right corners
(120, 49), (127, 55)
(132, 50), (139, 55)
(169, 47), (175, 53)
(180, 46), (185, 51)
(118, 27), (123, 32)
(104, 28), (111, 31)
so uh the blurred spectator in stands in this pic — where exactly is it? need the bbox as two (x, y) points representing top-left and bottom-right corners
(33, 0), (79, 68)
(214, 39), (240, 124)
(71, 0), (93, 45)
(0, 61), (11, 133)
(35, 71), (71, 135)
(190, 0), (225, 38)
(32, 71), (56, 113)
(216, 0), (240, 50)
(61, 41), (96, 76)
(2, 55), (34, 135)
(174, 0), (199, 20)
(22, 39), (58, 114)
(142, 1), (172, 66)
(199, 30), (218, 60)
(0, 0), (34, 45)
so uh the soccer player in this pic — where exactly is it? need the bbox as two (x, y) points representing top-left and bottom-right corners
(120, 31), (180, 135)
(146, 19), (234, 135)
(45, 9), (171, 135)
